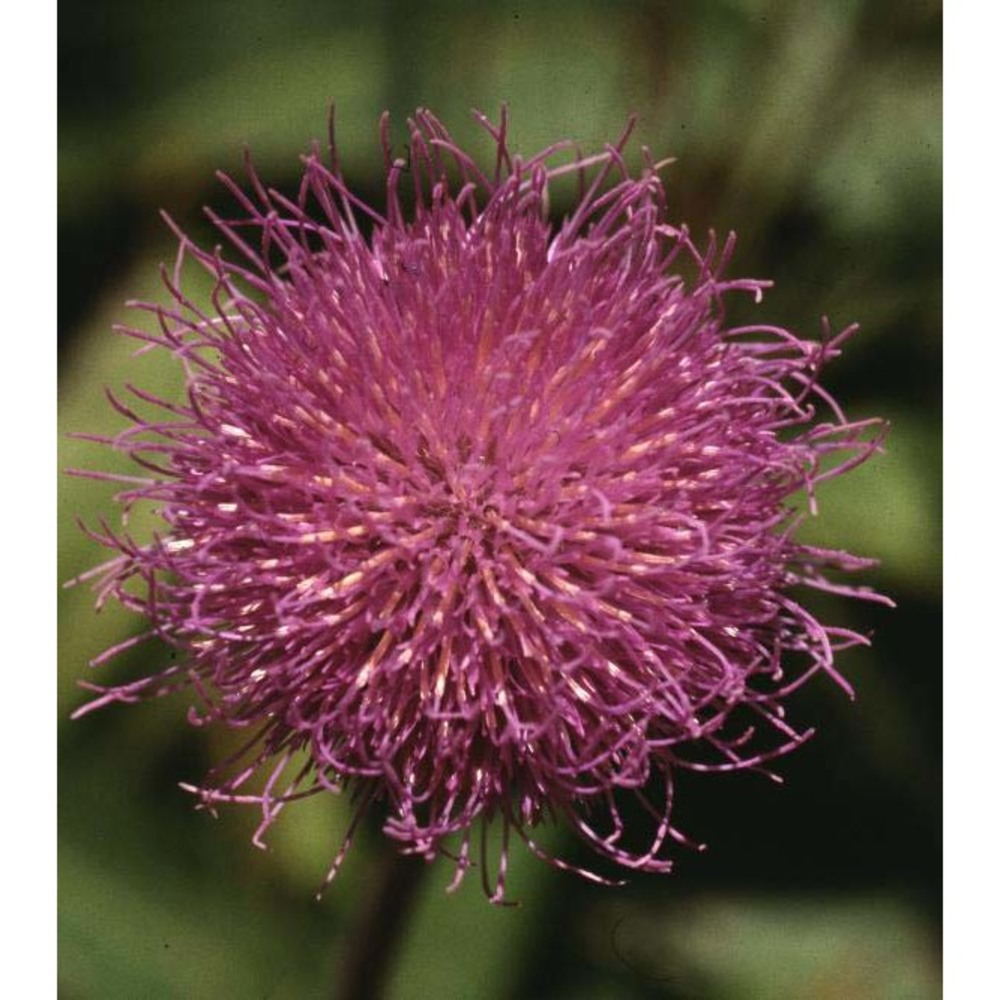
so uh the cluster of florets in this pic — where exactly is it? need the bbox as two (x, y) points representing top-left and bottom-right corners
(73, 109), (886, 902)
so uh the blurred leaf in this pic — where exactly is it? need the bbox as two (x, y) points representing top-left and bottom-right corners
(60, 29), (387, 220)
(58, 243), (211, 717)
(811, 61), (941, 239)
(388, 831), (556, 1000)
(60, 841), (331, 999)
(797, 407), (940, 595)
(591, 893), (941, 999)
(723, 1), (863, 211)
(450, 6), (631, 150)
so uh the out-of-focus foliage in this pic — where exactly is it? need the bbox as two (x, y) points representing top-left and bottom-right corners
(59, 1), (941, 997)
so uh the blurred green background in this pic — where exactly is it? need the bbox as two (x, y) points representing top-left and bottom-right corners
(58, 1), (941, 997)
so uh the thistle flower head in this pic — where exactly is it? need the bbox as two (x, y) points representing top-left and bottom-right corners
(72, 109), (887, 902)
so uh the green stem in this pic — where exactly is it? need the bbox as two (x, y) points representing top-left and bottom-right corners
(334, 850), (428, 1000)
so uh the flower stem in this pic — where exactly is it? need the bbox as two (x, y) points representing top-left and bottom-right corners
(334, 850), (428, 1000)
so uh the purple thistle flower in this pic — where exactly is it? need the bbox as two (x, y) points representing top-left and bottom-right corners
(71, 108), (889, 903)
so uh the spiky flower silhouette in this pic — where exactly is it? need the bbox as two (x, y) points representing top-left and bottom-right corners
(72, 109), (887, 902)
